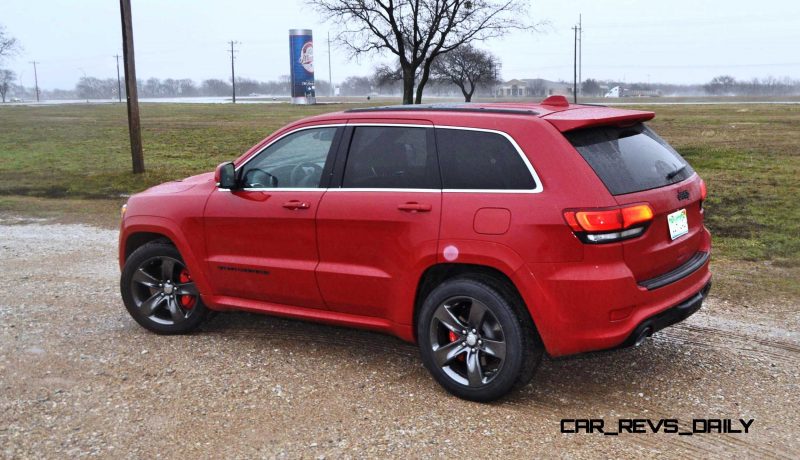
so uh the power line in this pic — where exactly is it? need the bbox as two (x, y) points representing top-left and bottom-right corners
(114, 54), (122, 103)
(228, 40), (239, 103)
(29, 61), (40, 102)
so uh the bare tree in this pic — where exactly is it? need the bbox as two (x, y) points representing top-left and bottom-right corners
(581, 78), (601, 97)
(704, 75), (736, 95)
(431, 45), (497, 102)
(372, 64), (404, 94)
(201, 79), (232, 97)
(310, 0), (534, 104)
(0, 25), (21, 63)
(340, 75), (374, 95)
(0, 69), (15, 102)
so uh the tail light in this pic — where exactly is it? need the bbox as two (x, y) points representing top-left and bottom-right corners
(564, 204), (653, 243)
(699, 179), (707, 213)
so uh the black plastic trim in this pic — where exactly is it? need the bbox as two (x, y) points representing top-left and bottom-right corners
(617, 281), (711, 349)
(638, 251), (709, 291)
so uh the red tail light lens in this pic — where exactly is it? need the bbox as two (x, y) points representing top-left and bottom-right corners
(574, 209), (622, 232)
(699, 179), (707, 201)
(563, 204), (653, 243)
(621, 204), (654, 228)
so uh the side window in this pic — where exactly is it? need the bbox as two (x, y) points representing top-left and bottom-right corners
(436, 129), (537, 190)
(240, 127), (337, 188)
(342, 126), (438, 189)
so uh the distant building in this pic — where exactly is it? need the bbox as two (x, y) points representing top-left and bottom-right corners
(495, 79), (571, 97)
(605, 86), (661, 98)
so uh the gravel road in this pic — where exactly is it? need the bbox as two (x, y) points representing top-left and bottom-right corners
(1, 217), (798, 458)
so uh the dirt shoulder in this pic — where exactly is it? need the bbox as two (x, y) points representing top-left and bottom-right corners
(0, 217), (798, 458)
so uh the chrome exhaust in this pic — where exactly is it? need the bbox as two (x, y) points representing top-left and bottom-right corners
(634, 326), (653, 347)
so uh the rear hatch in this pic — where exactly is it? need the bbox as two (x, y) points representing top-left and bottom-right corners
(563, 123), (706, 283)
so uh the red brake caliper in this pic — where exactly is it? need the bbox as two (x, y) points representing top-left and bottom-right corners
(448, 331), (466, 361)
(178, 269), (195, 309)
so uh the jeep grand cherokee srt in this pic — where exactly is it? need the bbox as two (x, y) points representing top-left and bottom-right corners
(119, 96), (711, 401)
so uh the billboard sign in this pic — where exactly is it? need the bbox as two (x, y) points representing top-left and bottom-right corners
(289, 29), (315, 104)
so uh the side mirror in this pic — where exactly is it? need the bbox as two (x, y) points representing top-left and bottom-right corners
(215, 162), (237, 189)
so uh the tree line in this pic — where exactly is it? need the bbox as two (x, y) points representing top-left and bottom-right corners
(72, 76), (335, 100)
(5, 60), (500, 101)
(578, 76), (800, 98)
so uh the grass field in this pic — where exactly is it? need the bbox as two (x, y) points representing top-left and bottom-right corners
(1, 102), (798, 302)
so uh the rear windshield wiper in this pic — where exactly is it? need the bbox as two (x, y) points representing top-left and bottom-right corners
(666, 164), (687, 180)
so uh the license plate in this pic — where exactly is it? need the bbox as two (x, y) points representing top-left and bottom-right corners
(667, 208), (689, 240)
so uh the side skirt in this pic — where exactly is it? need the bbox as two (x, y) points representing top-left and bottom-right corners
(203, 295), (416, 342)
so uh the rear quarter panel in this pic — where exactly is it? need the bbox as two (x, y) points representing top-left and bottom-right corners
(434, 116), (620, 351)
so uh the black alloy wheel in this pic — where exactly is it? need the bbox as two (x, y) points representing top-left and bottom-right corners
(429, 296), (507, 387)
(418, 277), (543, 402)
(121, 242), (209, 334)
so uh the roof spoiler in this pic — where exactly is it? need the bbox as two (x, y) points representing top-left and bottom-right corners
(543, 106), (655, 132)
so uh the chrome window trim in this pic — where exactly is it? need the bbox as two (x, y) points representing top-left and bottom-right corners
(223, 122), (544, 194)
(326, 188), (439, 193)
(221, 187), (327, 192)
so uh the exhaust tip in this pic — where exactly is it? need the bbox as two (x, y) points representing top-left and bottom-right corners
(634, 327), (653, 347)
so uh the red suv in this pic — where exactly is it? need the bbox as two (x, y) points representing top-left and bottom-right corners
(119, 96), (711, 401)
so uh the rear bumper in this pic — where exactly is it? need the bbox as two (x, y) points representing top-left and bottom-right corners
(638, 251), (709, 290)
(616, 280), (710, 349)
(512, 237), (712, 357)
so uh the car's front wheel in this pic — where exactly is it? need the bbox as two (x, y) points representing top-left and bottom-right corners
(120, 242), (209, 334)
(417, 277), (543, 402)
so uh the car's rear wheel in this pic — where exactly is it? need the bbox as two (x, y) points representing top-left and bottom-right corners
(120, 242), (209, 334)
(417, 277), (542, 402)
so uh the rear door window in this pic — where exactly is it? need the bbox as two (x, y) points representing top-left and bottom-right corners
(435, 128), (537, 190)
(565, 123), (694, 195)
(342, 126), (439, 189)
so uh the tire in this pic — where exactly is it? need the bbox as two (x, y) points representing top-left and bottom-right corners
(120, 242), (209, 334)
(417, 277), (543, 402)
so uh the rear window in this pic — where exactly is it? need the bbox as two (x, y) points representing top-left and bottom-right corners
(436, 128), (536, 190)
(565, 123), (694, 195)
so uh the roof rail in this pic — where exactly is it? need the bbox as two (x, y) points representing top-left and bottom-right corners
(345, 104), (539, 116)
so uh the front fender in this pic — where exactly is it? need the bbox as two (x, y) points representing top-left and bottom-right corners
(119, 216), (214, 306)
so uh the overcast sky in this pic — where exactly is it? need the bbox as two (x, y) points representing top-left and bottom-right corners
(2, 0), (799, 90)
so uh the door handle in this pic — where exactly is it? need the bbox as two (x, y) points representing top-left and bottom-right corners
(398, 202), (432, 212)
(282, 200), (311, 210)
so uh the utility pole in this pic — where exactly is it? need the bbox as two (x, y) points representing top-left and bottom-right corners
(114, 54), (122, 102)
(30, 61), (40, 102)
(228, 40), (238, 103)
(327, 31), (333, 97)
(119, 0), (145, 174)
(494, 62), (502, 98)
(572, 25), (578, 103)
(578, 14), (582, 97)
